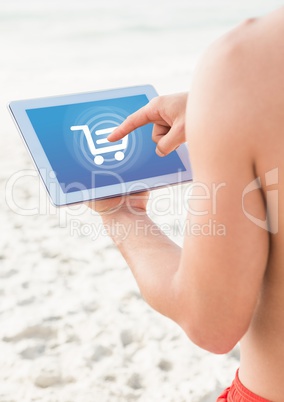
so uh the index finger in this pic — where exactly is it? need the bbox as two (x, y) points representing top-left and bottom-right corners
(107, 103), (153, 142)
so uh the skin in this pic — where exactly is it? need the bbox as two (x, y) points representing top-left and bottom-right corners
(88, 7), (284, 400)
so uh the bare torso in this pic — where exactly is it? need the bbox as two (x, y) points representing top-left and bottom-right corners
(240, 161), (284, 400)
(237, 9), (284, 400)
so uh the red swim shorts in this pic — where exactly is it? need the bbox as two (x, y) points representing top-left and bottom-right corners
(217, 370), (270, 402)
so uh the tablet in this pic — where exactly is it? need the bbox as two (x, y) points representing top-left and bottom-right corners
(9, 85), (192, 206)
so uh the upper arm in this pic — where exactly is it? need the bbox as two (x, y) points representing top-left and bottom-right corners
(174, 24), (270, 353)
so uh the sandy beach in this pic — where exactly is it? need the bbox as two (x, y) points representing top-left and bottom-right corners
(0, 1), (282, 401)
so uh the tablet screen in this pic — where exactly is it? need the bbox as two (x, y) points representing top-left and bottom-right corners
(26, 94), (186, 194)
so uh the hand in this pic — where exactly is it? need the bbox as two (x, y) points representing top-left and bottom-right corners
(107, 92), (188, 157)
(86, 190), (150, 217)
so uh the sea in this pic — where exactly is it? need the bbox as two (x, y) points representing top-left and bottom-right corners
(1, 0), (283, 104)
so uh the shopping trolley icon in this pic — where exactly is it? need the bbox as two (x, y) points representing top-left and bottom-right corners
(70, 125), (128, 165)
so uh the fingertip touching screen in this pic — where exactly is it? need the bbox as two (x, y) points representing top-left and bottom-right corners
(26, 94), (186, 194)
(9, 86), (192, 205)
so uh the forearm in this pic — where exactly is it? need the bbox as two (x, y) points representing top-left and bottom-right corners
(101, 208), (181, 320)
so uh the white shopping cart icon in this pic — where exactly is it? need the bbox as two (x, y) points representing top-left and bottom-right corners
(70, 125), (128, 165)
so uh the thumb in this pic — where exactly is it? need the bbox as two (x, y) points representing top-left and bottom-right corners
(155, 129), (182, 157)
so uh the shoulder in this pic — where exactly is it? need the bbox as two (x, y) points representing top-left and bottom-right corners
(204, 7), (284, 75)
(187, 7), (284, 167)
(191, 7), (284, 99)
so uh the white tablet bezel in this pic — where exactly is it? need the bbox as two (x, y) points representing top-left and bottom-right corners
(8, 85), (192, 206)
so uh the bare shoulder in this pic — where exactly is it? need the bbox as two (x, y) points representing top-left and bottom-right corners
(187, 7), (284, 174)
(192, 6), (284, 100)
(213, 7), (284, 66)
(226, 7), (284, 174)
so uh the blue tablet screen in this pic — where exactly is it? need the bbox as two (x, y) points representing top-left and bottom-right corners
(26, 95), (186, 193)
